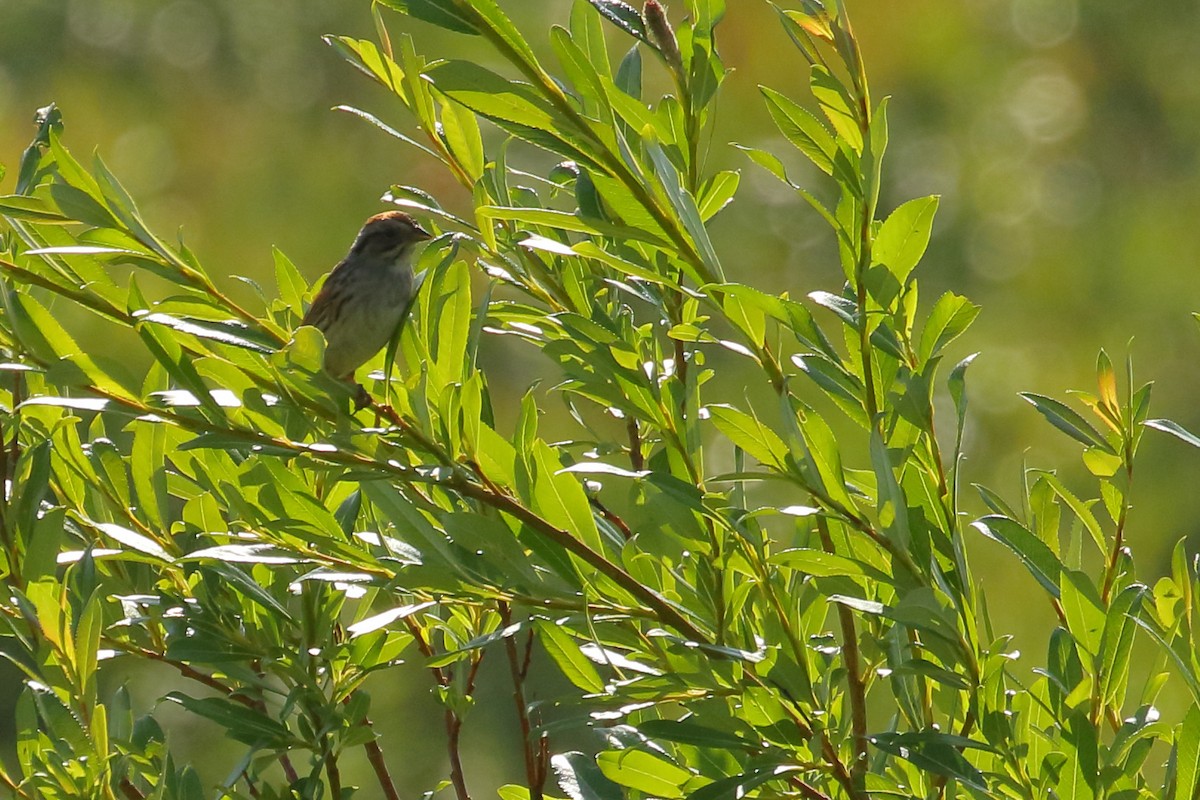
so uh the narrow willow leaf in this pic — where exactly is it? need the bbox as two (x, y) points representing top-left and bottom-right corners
(1020, 393), (1116, 454)
(323, 35), (406, 94)
(348, 601), (437, 637)
(440, 99), (485, 181)
(478, 206), (598, 233)
(971, 515), (1063, 597)
(571, 0), (611, 76)
(423, 61), (592, 163)
(770, 549), (891, 582)
(587, 0), (650, 44)
(468, 0), (544, 74)
(686, 764), (799, 800)
(697, 170), (739, 220)
(163, 693), (296, 748)
(733, 144), (792, 186)
(615, 43), (642, 100)
(1176, 706), (1200, 800)
(552, 26), (613, 126)
(272, 247), (308, 317)
(376, 0), (480, 35)
(532, 442), (605, 555)
(553, 752), (624, 800)
(1146, 418), (1200, 449)
(870, 731), (991, 791)
(96, 522), (171, 562)
(0, 194), (69, 223)
(135, 312), (275, 354)
(1058, 710), (1099, 800)
(919, 292), (980, 364)
(809, 65), (862, 152)
(596, 750), (694, 798)
(707, 404), (787, 468)
(870, 426), (910, 550)
(333, 105), (444, 161)
(1098, 584), (1144, 708)
(635, 720), (757, 751)
(759, 86), (835, 175)
(874, 195), (938, 282)
(645, 136), (721, 281)
(536, 620), (604, 692)
(1029, 470), (1105, 556)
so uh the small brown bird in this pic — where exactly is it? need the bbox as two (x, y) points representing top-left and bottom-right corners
(301, 211), (431, 380)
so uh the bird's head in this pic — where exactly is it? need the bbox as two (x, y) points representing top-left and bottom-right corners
(351, 210), (432, 262)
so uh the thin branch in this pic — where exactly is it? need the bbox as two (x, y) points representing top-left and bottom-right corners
(788, 775), (834, 800)
(500, 603), (547, 800)
(626, 417), (644, 472)
(817, 518), (868, 796)
(324, 747), (343, 800)
(589, 496), (634, 541)
(118, 778), (146, 800)
(404, 615), (474, 800)
(363, 730), (402, 800)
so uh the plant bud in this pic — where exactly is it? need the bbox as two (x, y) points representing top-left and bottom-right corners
(643, 0), (682, 71)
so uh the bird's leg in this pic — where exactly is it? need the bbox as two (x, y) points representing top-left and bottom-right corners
(352, 383), (372, 411)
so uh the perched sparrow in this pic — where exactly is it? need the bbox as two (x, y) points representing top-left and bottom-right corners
(301, 211), (431, 381)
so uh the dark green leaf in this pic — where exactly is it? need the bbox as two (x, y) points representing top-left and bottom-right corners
(870, 731), (991, 791)
(553, 751), (624, 800)
(376, 0), (481, 34)
(971, 515), (1063, 597)
(1020, 392), (1116, 454)
(586, 0), (650, 44)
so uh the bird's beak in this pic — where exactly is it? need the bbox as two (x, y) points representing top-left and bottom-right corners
(416, 226), (433, 241)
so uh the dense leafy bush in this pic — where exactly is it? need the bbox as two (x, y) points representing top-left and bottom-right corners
(1, 1), (1199, 798)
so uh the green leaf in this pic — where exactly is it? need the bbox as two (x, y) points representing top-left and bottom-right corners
(870, 425), (910, 550)
(376, 0), (480, 35)
(874, 196), (938, 282)
(615, 44), (642, 99)
(686, 764), (799, 800)
(697, 170), (740, 220)
(440, 99), (485, 181)
(870, 731), (991, 791)
(0, 194), (69, 223)
(596, 750), (694, 798)
(424, 60), (593, 163)
(532, 441), (604, 555)
(810, 65), (862, 152)
(770, 548), (892, 582)
(1058, 710), (1098, 799)
(1020, 393), (1116, 454)
(645, 136), (721, 282)
(635, 720), (756, 751)
(163, 693), (296, 748)
(273, 247), (308, 314)
(571, 0), (611, 76)
(1059, 569), (1105, 656)
(1098, 584), (1144, 708)
(1175, 706), (1200, 800)
(707, 404), (788, 468)
(536, 620), (605, 692)
(2, 288), (134, 398)
(971, 515), (1063, 597)
(919, 292), (980, 364)
(586, 0), (650, 44)
(553, 751), (624, 800)
(323, 35), (406, 93)
(1146, 418), (1200, 449)
(759, 86), (835, 175)
(469, 0), (544, 73)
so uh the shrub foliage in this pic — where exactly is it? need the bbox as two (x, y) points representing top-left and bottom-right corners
(1, 1), (1199, 799)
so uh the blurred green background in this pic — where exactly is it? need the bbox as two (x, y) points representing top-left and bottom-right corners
(3, 0), (1200, 792)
